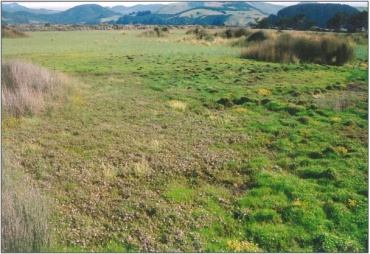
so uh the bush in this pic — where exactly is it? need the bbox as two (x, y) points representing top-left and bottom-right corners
(241, 32), (354, 66)
(1, 154), (51, 252)
(217, 28), (253, 38)
(186, 27), (209, 40)
(2, 59), (70, 117)
(246, 30), (269, 43)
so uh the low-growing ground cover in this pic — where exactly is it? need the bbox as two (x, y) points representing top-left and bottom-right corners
(2, 28), (368, 252)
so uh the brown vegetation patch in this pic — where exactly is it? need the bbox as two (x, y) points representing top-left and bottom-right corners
(2, 28), (29, 38)
(1, 153), (51, 252)
(241, 32), (354, 66)
(2, 60), (71, 117)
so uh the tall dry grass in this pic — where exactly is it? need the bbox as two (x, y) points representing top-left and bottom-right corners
(2, 59), (70, 117)
(1, 154), (51, 252)
(2, 28), (29, 38)
(241, 31), (354, 66)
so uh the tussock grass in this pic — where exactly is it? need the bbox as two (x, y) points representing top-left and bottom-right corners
(2, 59), (71, 117)
(2, 28), (29, 38)
(1, 154), (51, 252)
(241, 32), (354, 66)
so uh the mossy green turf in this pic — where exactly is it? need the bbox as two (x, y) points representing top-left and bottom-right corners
(2, 29), (368, 252)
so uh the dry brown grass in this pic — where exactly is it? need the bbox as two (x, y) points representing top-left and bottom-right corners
(1, 153), (51, 252)
(2, 28), (29, 38)
(2, 59), (71, 117)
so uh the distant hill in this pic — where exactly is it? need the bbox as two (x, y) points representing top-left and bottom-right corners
(2, 3), (59, 14)
(108, 4), (164, 15)
(275, 3), (360, 28)
(117, 2), (285, 26)
(1, 2), (286, 26)
(2, 4), (121, 24)
(47, 4), (120, 24)
(156, 2), (193, 15)
(2, 3), (32, 12)
(2, 11), (49, 24)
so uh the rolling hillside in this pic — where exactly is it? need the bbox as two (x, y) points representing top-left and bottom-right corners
(2, 4), (120, 24)
(4, 2), (362, 27)
(2, 2), (59, 14)
(2, 2), (284, 26)
(108, 4), (164, 15)
(47, 4), (120, 24)
(2, 11), (50, 25)
(117, 2), (284, 26)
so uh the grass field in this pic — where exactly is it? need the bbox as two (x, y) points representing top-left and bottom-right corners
(2, 28), (368, 252)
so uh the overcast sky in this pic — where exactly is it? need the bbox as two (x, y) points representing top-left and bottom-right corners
(5, 1), (368, 11)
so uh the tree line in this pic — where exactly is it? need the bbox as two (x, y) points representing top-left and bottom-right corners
(254, 11), (367, 32)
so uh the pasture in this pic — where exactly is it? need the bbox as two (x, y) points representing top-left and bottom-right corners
(2, 28), (368, 252)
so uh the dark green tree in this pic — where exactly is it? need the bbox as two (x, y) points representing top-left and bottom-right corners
(253, 17), (271, 29)
(327, 12), (349, 31)
(277, 16), (292, 29)
(292, 14), (316, 30)
(348, 11), (368, 32)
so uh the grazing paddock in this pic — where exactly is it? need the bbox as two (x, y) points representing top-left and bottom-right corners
(2, 28), (368, 252)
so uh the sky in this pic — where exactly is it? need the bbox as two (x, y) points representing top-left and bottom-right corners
(5, 1), (368, 11)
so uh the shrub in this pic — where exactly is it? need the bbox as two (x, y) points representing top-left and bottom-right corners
(141, 30), (163, 37)
(234, 28), (252, 38)
(217, 28), (253, 39)
(246, 30), (269, 43)
(140, 27), (169, 37)
(1, 154), (51, 252)
(241, 32), (354, 66)
(2, 59), (70, 117)
(186, 27), (209, 40)
(153, 27), (169, 37)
